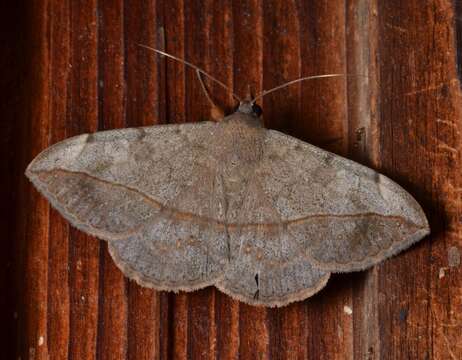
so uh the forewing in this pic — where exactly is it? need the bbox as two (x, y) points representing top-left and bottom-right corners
(27, 122), (223, 209)
(258, 130), (430, 272)
(25, 122), (229, 289)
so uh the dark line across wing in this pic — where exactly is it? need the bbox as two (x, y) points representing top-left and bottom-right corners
(31, 168), (426, 232)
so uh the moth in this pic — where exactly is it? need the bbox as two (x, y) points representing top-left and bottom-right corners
(26, 47), (430, 307)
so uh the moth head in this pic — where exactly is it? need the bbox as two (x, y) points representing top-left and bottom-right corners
(237, 101), (263, 118)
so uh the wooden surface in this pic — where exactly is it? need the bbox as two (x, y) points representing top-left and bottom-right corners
(2, 0), (462, 359)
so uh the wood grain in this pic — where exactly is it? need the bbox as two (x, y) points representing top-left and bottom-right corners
(2, 0), (461, 359)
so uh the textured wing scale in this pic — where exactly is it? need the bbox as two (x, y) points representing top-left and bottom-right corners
(216, 224), (330, 307)
(26, 122), (230, 291)
(29, 169), (159, 240)
(257, 130), (429, 272)
(108, 214), (230, 291)
(26, 117), (430, 306)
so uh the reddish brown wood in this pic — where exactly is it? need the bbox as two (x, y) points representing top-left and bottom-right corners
(67, 2), (101, 360)
(97, 1), (128, 359)
(7, 2), (54, 359)
(47, 2), (72, 359)
(2, 0), (462, 359)
(376, 1), (462, 359)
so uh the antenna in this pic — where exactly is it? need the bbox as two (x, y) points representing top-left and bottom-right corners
(252, 74), (347, 103)
(138, 44), (242, 103)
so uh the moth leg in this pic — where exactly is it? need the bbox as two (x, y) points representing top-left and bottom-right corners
(196, 69), (225, 121)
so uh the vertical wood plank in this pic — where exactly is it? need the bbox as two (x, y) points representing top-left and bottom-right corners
(15, 1), (51, 359)
(163, 0), (186, 125)
(47, 1), (71, 359)
(67, 1), (100, 359)
(344, 1), (381, 359)
(376, 1), (462, 359)
(232, 0), (263, 98)
(96, 1), (128, 359)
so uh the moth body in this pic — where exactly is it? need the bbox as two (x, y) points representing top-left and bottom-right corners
(25, 100), (430, 307)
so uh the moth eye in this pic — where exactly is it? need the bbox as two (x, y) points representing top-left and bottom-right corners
(252, 103), (262, 117)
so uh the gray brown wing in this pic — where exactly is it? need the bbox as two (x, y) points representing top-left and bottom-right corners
(215, 224), (330, 307)
(25, 123), (229, 290)
(257, 130), (430, 272)
(215, 179), (330, 307)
